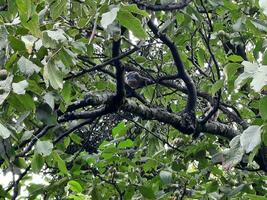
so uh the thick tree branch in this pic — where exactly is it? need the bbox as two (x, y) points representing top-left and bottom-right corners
(111, 38), (125, 109)
(63, 92), (238, 139)
(147, 20), (197, 114)
(133, 0), (192, 11)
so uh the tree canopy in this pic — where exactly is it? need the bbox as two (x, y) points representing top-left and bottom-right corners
(1, 0), (267, 199)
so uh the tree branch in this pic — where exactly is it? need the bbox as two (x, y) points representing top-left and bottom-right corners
(147, 20), (197, 114)
(133, 0), (192, 11)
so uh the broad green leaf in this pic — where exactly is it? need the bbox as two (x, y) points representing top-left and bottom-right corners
(251, 19), (267, 32)
(21, 130), (34, 142)
(35, 140), (53, 156)
(121, 4), (149, 17)
(244, 194), (267, 200)
(235, 61), (267, 92)
(21, 35), (38, 54)
(117, 10), (147, 39)
(12, 80), (28, 95)
(205, 181), (219, 193)
(44, 92), (55, 110)
(16, 0), (41, 37)
(0, 25), (7, 49)
(49, 0), (67, 20)
(143, 159), (157, 172)
(159, 170), (172, 185)
(31, 153), (44, 173)
(43, 58), (64, 90)
(42, 29), (68, 49)
(17, 56), (41, 76)
(139, 186), (155, 199)
(223, 63), (241, 81)
(212, 135), (244, 170)
(8, 93), (36, 111)
(112, 121), (127, 137)
(259, 0), (267, 16)
(259, 96), (267, 121)
(118, 139), (134, 148)
(0, 122), (11, 139)
(8, 36), (26, 53)
(91, 186), (101, 200)
(211, 79), (223, 96)
(100, 7), (119, 29)
(0, 75), (13, 105)
(61, 82), (72, 103)
(52, 151), (68, 175)
(70, 133), (81, 144)
(68, 180), (83, 193)
(227, 55), (243, 62)
(240, 126), (262, 153)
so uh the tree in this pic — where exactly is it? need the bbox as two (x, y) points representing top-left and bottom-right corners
(1, 0), (267, 199)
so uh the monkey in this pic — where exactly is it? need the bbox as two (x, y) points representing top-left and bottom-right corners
(124, 71), (152, 89)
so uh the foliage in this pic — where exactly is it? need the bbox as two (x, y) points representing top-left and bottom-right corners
(1, 0), (267, 199)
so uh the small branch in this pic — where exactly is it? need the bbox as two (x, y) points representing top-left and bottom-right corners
(53, 118), (96, 144)
(65, 46), (141, 80)
(16, 126), (53, 158)
(6, 165), (31, 196)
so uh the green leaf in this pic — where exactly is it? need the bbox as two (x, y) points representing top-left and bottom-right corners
(31, 153), (44, 173)
(21, 130), (33, 142)
(227, 55), (244, 62)
(52, 151), (68, 175)
(235, 61), (267, 92)
(42, 29), (68, 49)
(205, 181), (219, 193)
(61, 82), (72, 103)
(139, 186), (155, 199)
(44, 92), (55, 110)
(212, 135), (245, 170)
(49, 0), (67, 20)
(263, 51), (267, 65)
(159, 170), (172, 185)
(0, 75), (12, 105)
(70, 133), (81, 145)
(211, 79), (223, 96)
(16, 0), (41, 37)
(91, 186), (101, 200)
(259, 0), (267, 16)
(68, 180), (83, 193)
(121, 4), (149, 17)
(118, 139), (134, 148)
(0, 25), (8, 49)
(259, 96), (267, 121)
(0, 122), (11, 139)
(17, 56), (41, 76)
(223, 63), (241, 81)
(12, 80), (28, 95)
(112, 121), (127, 137)
(8, 93), (36, 112)
(8, 36), (26, 53)
(240, 125), (262, 153)
(117, 10), (147, 39)
(43, 58), (64, 90)
(244, 194), (267, 200)
(100, 7), (119, 29)
(35, 140), (53, 156)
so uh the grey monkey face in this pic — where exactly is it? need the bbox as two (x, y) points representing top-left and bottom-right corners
(125, 71), (143, 89)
